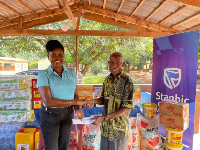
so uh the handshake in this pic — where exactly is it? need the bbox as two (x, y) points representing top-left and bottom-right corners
(82, 97), (94, 108)
(75, 97), (94, 119)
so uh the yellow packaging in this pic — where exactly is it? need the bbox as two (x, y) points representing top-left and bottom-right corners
(20, 78), (28, 89)
(164, 140), (183, 150)
(166, 127), (183, 144)
(35, 128), (40, 150)
(15, 128), (37, 150)
(134, 86), (141, 94)
(142, 102), (157, 118)
(27, 110), (35, 121)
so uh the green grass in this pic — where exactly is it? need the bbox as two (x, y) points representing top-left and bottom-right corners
(84, 74), (139, 84)
(84, 76), (105, 84)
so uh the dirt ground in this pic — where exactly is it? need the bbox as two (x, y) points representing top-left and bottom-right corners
(130, 71), (152, 84)
(131, 71), (200, 90)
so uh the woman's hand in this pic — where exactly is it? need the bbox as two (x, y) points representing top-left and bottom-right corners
(74, 99), (94, 108)
(75, 109), (84, 119)
(76, 99), (88, 106)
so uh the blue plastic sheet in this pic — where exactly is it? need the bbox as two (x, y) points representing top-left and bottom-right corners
(33, 92), (151, 124)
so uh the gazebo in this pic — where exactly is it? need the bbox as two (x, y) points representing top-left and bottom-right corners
(0, 0), (199, 37)
(0, 0), (199, 133)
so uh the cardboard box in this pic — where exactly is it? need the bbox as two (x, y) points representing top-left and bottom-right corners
(159, 101), (189, 118)
(77, 85), (93, 99)
(159, 113), (189, 131)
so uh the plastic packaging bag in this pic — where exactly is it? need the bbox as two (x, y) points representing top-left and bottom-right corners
(82, 124), (101, 150)
(128, 117), (140, 150)
(137, 114), (164, 150)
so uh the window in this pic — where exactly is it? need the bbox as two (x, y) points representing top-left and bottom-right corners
(15, 63), (21, 71)
(4, 64), (11, 68)
(23, 63), (28, 71)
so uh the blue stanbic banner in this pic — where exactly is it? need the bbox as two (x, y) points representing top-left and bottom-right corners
(151, 30), (199, 150)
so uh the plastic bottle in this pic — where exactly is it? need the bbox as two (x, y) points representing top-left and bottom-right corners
(15, 128), (37, 150)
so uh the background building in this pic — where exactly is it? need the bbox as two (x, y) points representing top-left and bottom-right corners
(0, 57), (28, 75)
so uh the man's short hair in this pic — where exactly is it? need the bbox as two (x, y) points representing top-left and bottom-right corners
(110, 52), (124, 60)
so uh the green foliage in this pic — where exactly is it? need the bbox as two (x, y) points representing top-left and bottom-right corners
(65, 54), (73, 66)
(115, 37), (153, 69)
(0, 19), (153, 76)
(29, 62), (38, 69)
(0, 37), (46, 62)
(84, 76), (105, 84)
(198, 51), (200, 60)
(91, 61), (103, 75)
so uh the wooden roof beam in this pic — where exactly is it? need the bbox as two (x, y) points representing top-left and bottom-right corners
(2, 12), (78, 30)
(0, 8), (64, 29)
(171, 0), (200, 8)
(18, 17), (22, 33)
(83, 12), (140, 31)
(145, 0), (168, 20)
(172, 11), (200, 28)
(103, 0), (106, 9)
(0, 29), (172, 37)
(38, 0), (48, 10)
(117, 0), (125, 13)
(63, 0), (77, 29)
(103, 0), (107, 17)
(0, 3), (79, 29)
(115, 0), (125, 22)
(76, 5), (83, 30)
(131, 0), (145, 16)
(82, 4), (180, 33)
(0, 15), (7, 20)
(0, 1), (20, 16)
(185, 23), (200, 31)
(16, 0), (35, 13)
(159, 5), (187, 24)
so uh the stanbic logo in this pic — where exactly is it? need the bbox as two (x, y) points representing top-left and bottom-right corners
(163, 68), (181, 89)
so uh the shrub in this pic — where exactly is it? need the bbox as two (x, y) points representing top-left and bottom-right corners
(91, 61), (103, 76)
(29, 62), (38, 69)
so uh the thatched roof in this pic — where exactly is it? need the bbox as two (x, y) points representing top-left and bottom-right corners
(0, 0), (199, 37)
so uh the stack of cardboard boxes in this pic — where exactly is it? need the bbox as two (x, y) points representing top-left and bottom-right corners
(0, 76), (34, 122)
(32, 79), (43, 109)
(159, 101), (189, 149)
(159, 101), (189, 131)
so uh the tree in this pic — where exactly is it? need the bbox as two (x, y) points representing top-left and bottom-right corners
(0, 19), (153, 76)
(91, 61), (103, 76)
(113, 37), (153, 72)
(29, 62), (38, 69)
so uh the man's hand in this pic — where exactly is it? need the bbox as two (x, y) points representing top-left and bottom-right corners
(91, 115), (105, 125)
(75, 109), (84, 119)
(82, 97), (94, 108)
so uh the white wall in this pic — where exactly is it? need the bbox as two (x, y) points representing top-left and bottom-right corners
(38, 59), (50, 69)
